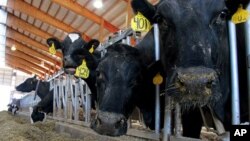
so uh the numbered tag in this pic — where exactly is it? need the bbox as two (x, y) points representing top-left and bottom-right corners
(153, 73), (163, 85)
(49, 43), (56, 55)
(232, 5), (250, 24)
(131, 12), (152, 32)
(89, 45), (94, 53)
(74, 60), (90, 79)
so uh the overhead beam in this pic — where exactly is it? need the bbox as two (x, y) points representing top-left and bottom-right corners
(6, 27), (62, 58)
(6, 54), (47, 75)
(2, 0), (91, 41)
(6, 38), (61, 69)
(6, 59), (43, 77)
(6, 13), (52, 40)
(6, 63), (32, 75)
(5, 47), (54, 73)
(6, 62), (44, 80)
(52, 0), (119, 33)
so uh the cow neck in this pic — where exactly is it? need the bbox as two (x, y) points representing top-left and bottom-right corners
(33, 80), (41, 100)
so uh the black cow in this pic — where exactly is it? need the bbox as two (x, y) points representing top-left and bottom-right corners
(47, 32), (100, 109)
(90, 43), (166, 136)
(131, 0), (249, 138)
(16, 76), (53, 123)
(7, 103), (19, 115)
(91, 0), (249, 138)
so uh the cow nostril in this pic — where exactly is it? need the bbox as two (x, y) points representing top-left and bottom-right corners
(206, 81), (212, 88)
(115, 118), (125, 129)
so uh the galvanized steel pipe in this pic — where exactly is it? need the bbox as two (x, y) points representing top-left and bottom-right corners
(228, 21), (240, 124)
(154, 24), (161, 134)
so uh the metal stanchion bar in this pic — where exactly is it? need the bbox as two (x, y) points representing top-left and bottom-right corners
(163, 96), (172, 141)
(153, 23), (160, 134)
(228, 21), (240, 124)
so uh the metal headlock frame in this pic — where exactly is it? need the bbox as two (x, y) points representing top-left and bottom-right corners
(51, 72), (92, 126)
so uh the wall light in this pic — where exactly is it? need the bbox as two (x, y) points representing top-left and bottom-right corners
(93, 0), (103, 9)
(11, 45), (16, 51)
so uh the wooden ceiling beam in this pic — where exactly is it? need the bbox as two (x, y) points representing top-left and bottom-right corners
(1, 0), (91, 41)
(6, 38), (61, 69)
(5, 47), (54, 73)
(6, 59), (43, 77)
(6, 63), (32, 75)
(6, 62), (44, 80)
(6, 13), (52, 40)
(6, 27), (62, 58)
(52, 0), (119, 33)
(6, 54), (47, 75)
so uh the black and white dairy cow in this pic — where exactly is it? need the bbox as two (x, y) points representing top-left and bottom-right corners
(16, 76), (52, 123)
(91, 0), (248, 138)
(7, 103), (19, 115)
(47, 32), (100, 109)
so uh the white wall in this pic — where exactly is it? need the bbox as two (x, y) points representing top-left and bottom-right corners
(0, 85), (12, 111)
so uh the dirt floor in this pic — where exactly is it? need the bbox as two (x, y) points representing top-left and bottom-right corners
(0, 111), (84, 141)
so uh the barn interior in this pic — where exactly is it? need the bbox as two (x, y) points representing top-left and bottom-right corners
(0, 0), (250, 141)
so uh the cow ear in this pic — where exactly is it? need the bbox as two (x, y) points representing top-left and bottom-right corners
(85, 39), (100, 53)
(131, 0), (156, 23)
(225, 0), (249, 17)
(46, 38), (62, 50)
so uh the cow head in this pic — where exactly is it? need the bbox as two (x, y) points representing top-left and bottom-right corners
(46, 33), (100, 75)
(132, 0), (232, 110)
(90, 44), (145, 136)
(29, 107), (46, 124)
(15, 75), (38, 92)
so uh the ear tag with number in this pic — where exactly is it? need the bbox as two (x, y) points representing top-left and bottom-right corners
(232, 5), (250, 24)
(74, 60), (90, 79)
(131, 12), (152, 32)
(89, 45), (94, 53)
(49, 43), (56, 55)
(153, 73), (163, 85)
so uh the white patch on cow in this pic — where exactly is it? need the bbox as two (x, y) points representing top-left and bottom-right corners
(42, 112), (47, 123)
(12, 107), (17, 115)
(29, 107), (34, 124)
(68, 33), (80, 43)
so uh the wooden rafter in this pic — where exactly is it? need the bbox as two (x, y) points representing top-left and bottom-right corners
(5, 47), (54, 73)
(6, 59), (44, 77)
(6, 62), (44, 80)
(7, 13), (52, 41)
(6, 63), (33, 76)
(52, 0), (119, 33)
(6, 38), (61, 69)
(1, 0), (91, 41)
(6, 54), (47, 75)
(6, 27), (62, 58)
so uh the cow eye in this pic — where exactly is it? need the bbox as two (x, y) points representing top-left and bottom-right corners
(211, 10), (228, 25)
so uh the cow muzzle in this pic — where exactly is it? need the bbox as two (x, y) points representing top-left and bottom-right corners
(63, 55), (77, 74)
(90, 110), (127, 136)
(170, 66), (220, 106)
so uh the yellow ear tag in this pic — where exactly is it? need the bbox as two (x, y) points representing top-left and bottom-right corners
(232, 5), (250, 24)
(131, 12), (152, 32)
(74, 60), (90, 79)
(89, 45), (94, 54)
(153, 73), (163, 85)
(49, 43), (56, 55)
